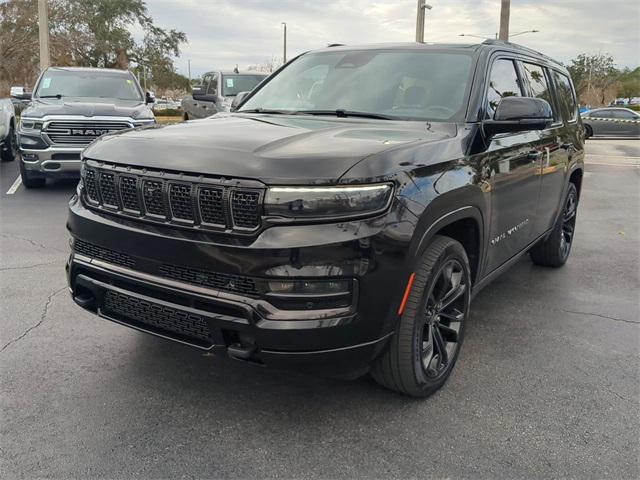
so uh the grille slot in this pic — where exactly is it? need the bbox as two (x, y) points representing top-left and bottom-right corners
(231, 190), (261, 229)
(103, 290), (212, 345)
(44, 121), (131, 145)
(99, 172), (118, 207)
(159, 264), (259, 296)
(169, 183), (194, 221)
(198, 187), (225, 226)
(84, 169), (99, 202)
(142, 180), (166, 217)
(82, 165), (263, 232)
(119, 176), (140, 212)
(74, 239), (135, 268)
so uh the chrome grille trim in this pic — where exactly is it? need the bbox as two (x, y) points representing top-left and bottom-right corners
(43, 120), (132, 145)
(81, 160), (264, 232)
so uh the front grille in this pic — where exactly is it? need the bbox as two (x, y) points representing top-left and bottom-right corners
(103, 290), (212, 344)
(159, 264), (259, 296)
(82, 162), (263, 232)
(231, 190), (262, 229)
(44, 121), (132, 145)
(73, 239), (135, 268)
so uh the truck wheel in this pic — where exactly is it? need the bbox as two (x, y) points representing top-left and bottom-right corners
(1, 124), (17, 162)
(20, 160), (46, 188)
(183, 113), (189, 121)
(530, 182), (578, 267)
(371, 235), (470, 397)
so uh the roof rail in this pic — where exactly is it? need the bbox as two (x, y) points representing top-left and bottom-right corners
(481, 39), (561, 66)
(327, 43), (345, 48)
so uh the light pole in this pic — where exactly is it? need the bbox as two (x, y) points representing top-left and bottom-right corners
(37, 0), (50, 70)
(510, 29), (540, 38)
(415, 0), (433, 43)
(281, 22), (287, 64)
(499, 0), (510, 41)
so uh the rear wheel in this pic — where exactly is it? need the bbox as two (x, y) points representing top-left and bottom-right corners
(584, 124), (593, 139)
(530, 183), (578, 267)
(183, 113), (189, 121)
(371, 235), (470, 397)
(20, 160), (46, 188)
(1, 124), (17, 162)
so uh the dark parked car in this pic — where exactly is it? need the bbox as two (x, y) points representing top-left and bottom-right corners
(582, 107), (640, 138)
(17, 67), (155, 188)
(67, 40), (584, 397)
(181, 70), (267, 120)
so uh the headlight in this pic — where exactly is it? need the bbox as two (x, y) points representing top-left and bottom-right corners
(264, 183), (393, 220)
(19, 118), (43, 132)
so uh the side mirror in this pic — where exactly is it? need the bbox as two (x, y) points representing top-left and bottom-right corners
(10, 86), (31, 100)
(192, 85), (211, 101)
(230, 91), (250, 112)
(145, 91), (155, 104)
(483, 97), (553, 136)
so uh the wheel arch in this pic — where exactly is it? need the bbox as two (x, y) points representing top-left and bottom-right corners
(409, 190), (486, 285)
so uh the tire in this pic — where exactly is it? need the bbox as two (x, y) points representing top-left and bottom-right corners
(530, 182), (578, 267)
(584, 124), (593, 139)
(1, 123), (17, 162)
(183, 113), (189, 121)
(20, 160), (46, 188)
(371, 235), (471, 397)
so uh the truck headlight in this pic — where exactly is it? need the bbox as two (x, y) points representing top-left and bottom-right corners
(264, 184), (393, 220)
(19, 118), (43, 132)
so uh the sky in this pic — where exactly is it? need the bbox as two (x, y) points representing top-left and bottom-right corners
(143, 0), (640, 79)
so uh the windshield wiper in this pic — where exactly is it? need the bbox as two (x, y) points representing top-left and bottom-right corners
(295, 109), (395, 120)
(237, 108), (295, 115)
(38, 94), (63, 99)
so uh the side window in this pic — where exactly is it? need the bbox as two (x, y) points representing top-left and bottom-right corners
(206, 74), (218, 96)
(552, 72), (578, 122)
(612, 109), (635, 119)
(486, 59), (523, 118)
(522, 63), (556, 121)
(592, 109), (613, 119)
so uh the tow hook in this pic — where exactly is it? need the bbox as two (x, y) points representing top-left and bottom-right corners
(227, 343), (257, 360)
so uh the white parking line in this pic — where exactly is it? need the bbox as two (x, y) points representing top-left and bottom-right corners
(5, 175), (22, 195)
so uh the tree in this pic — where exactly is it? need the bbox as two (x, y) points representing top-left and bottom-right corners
(0, 0), (187, 95)
(567, 53), (619, 105)
(616, 67), (640, 100)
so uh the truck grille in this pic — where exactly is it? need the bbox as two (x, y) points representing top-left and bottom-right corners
(44, 121), (132, 145)
(103, 290), (212, 345)
(82, 162), (263, 232)
(73, 239), (135, 268)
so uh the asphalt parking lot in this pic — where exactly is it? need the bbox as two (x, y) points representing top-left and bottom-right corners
(1, 139), (638, 479)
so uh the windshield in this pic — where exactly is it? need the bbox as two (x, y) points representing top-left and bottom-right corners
(240, 49), (473, 121)
(221, 74), (267, 97)
(35, 69), (143, 101)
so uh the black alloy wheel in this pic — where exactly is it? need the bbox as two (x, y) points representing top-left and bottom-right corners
(530, 182), (579, 267)
(1, 124), (17, 162)
(371, 235), (471, 397)
(420, 259), (466, 379)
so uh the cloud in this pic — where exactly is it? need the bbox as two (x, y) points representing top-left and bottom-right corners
(145, 0), (640, 78)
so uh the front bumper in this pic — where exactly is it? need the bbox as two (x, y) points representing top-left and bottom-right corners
(66, 195), (415, 376)
(20, 145), (83, 177)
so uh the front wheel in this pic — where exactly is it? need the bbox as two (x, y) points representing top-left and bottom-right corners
(584, 124), (593, 139)
(1, 124), (17, 162)
(20, 160), (46, 188)
(530, 183), (578, 267)
(371, 235), (471, 397)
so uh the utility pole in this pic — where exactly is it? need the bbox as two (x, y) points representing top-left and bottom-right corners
(38, 0), (50, 70)
(188, 59), (191, 84)
(282, 22), (287, 64)
(499, 0), (510, 41)
(415, 1), (432, 43)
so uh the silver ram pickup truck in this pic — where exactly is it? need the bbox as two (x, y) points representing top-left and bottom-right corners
(17, 67), (155, 188)
(0, 97), (17, 162)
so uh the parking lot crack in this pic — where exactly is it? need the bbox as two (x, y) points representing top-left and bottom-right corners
(0, 233), (65, 253)
(0, 286), (66, 353)
(0, 261), (60, 272)
(562, 309), (639, 325)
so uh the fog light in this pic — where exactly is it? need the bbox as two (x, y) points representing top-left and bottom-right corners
(266, 279), (350, 295)
(22, 153), (39, 161)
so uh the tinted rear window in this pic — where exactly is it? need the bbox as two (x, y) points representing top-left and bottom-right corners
(552, 72), (577, 122)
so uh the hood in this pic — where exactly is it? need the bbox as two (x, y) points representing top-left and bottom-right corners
(84, 113), (457, 184)
(21, 97), (152, 120)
